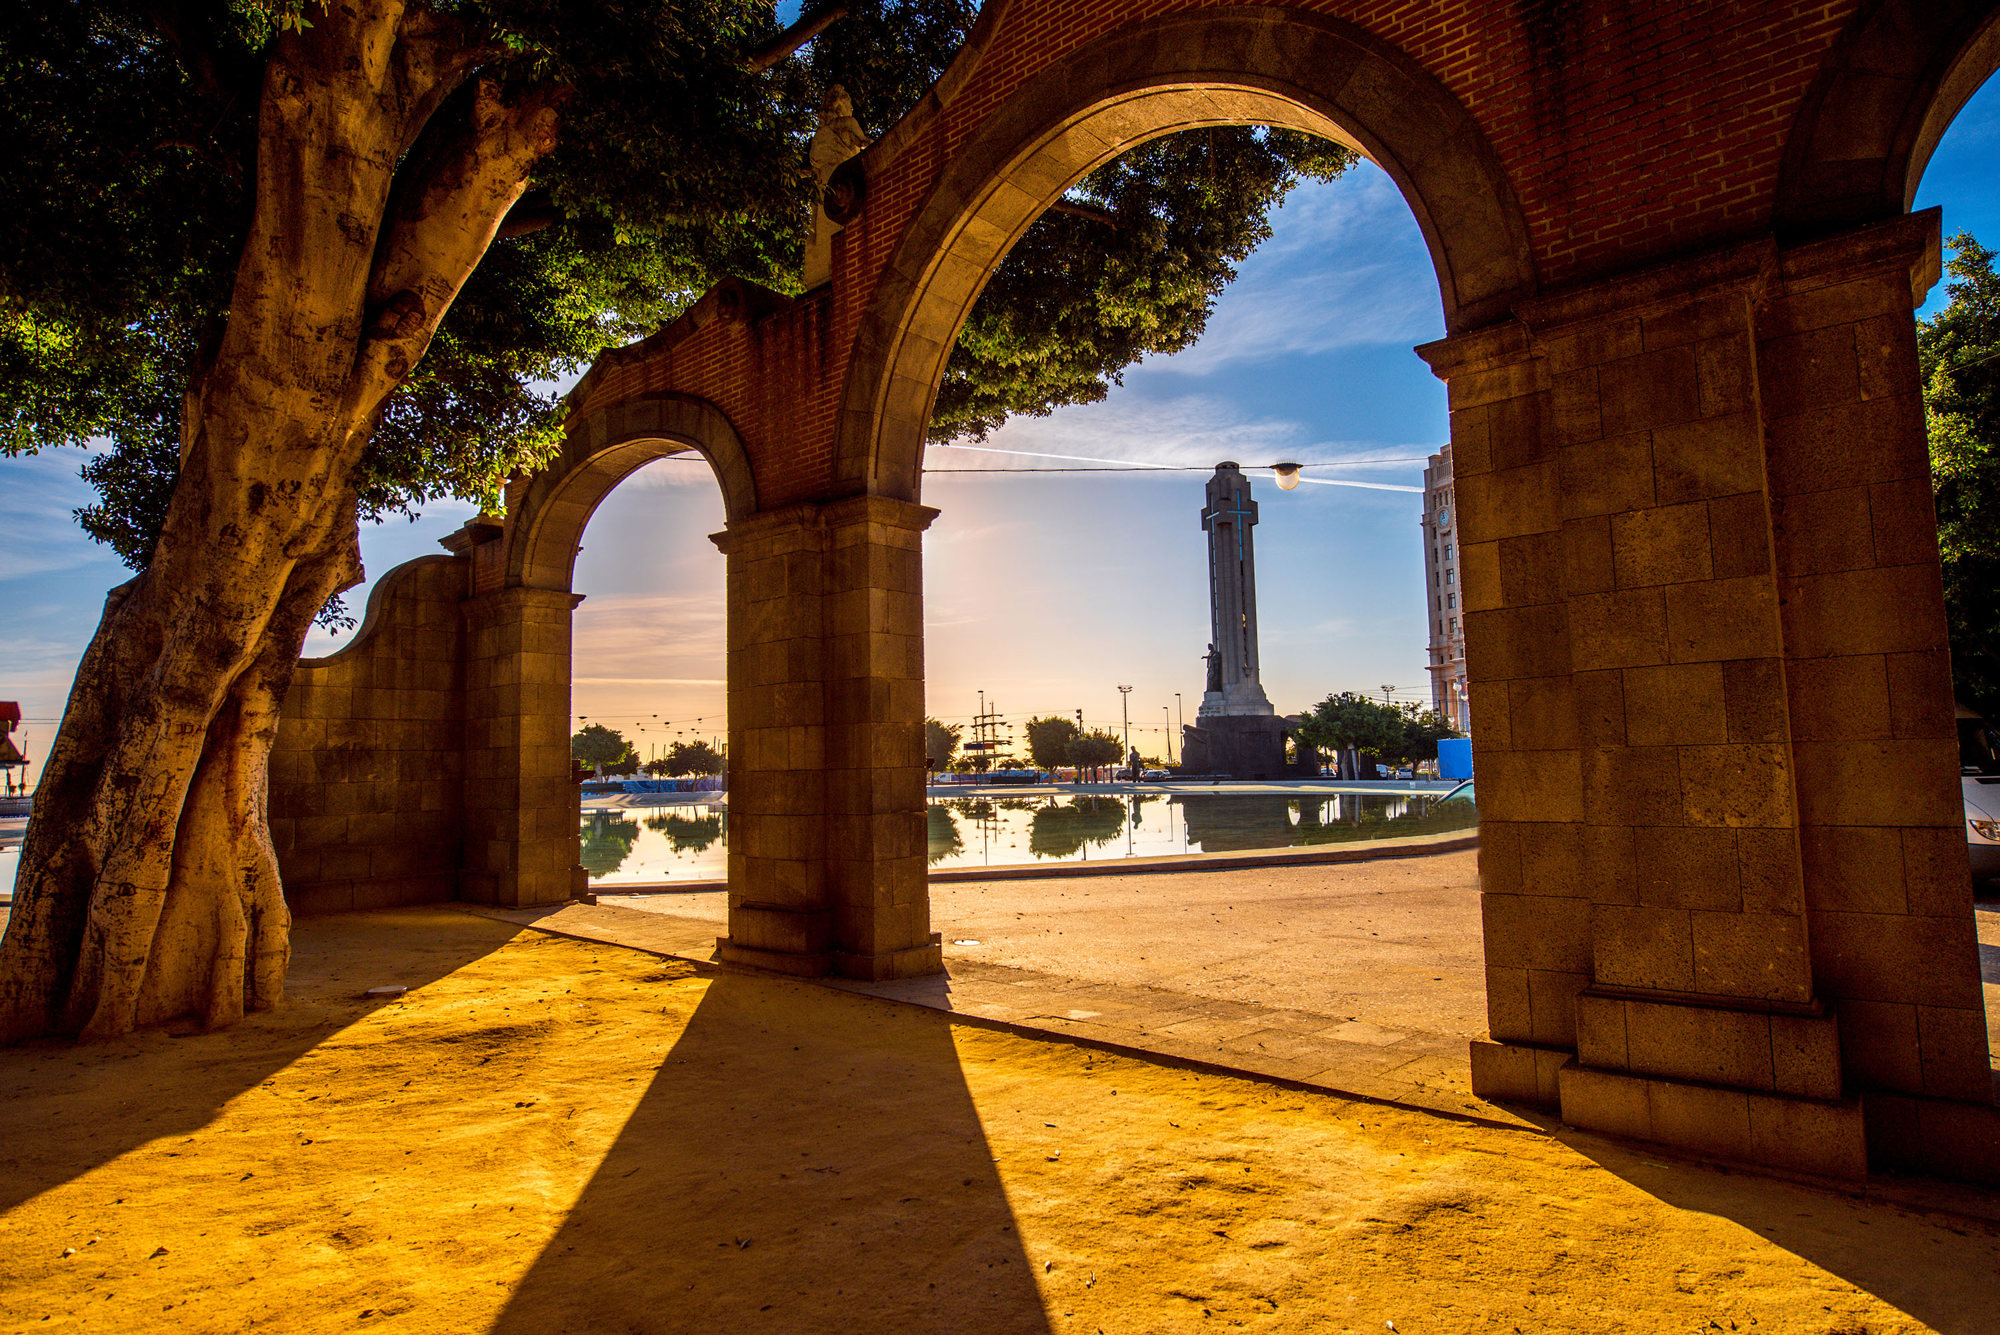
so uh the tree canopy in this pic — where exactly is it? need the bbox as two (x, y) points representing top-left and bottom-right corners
(1022, 715), (1080, 770)
(1920, 231), (2000, 718)
(570, 722), (632, 772)
(924, 717), (961, 771)
(1294, 693), (1407, 760)
(4, 0), (1355, 577)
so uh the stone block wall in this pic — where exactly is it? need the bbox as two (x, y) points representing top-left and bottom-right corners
(270, 555), (468, 914)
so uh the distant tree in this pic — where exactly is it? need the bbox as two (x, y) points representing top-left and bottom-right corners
(925, 717), (963, 772)
(1379, 706), (1461, 769)
(659, 740), (724, 777)
(570, 724), (633, 776)
(1067, 729), (1125, 782)
(1921, 231), (2000, 718)
(1295, 693), (1406, 778)
(641, 757), (672, 777)
(1023, 715), (1081, 770)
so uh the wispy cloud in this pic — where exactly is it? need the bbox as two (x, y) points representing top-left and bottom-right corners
(1131, 168), (1443, 376)
(0, 452), (121, 581)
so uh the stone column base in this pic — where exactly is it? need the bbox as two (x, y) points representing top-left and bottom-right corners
(716, 937), (832, 977)
(1860, 1090), (2000, 1189)
(1557, 1061), (1867, 1179)
(1469, 1037), (1569, 1107)
(833, 934), (944, 981)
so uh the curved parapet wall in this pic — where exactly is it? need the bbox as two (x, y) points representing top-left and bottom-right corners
(270, 555), (470, 914)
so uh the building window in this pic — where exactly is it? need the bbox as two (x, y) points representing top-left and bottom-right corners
(1449, 618), (1458, 634)
(1445, 568), (1454, 584)
(1447, 592), (1456, 609)
(1444, 542), (1453, 559)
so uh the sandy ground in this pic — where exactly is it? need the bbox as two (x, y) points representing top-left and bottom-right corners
(605, 852), (1488, 1040)
(3, 907), (1998, 1335)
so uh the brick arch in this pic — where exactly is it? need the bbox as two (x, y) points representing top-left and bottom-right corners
(834, 6), (1537, 500)
(504, 392), (756, 592)
(1775, 0), (2000, 236)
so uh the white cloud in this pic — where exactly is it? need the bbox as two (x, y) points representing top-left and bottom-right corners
(0, 452), (119, 581)
(1131, 169), (1443, 376)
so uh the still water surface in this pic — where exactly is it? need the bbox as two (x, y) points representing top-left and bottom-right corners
(0, 791), (1474, 895)
(579, 789), (1476, 885)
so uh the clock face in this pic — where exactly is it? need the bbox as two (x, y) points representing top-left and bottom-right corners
(1436, 507), (1451, 530)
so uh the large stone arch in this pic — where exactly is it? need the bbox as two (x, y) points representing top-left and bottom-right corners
(833, 6), (1537, 499)
(505, 391), (757, 593)
(1774, 0), (2000, 237)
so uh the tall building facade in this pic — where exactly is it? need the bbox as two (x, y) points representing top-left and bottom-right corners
(1421, 445), (1470, 733)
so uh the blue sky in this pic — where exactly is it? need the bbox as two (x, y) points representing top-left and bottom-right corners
(3, 81), (1997, 775)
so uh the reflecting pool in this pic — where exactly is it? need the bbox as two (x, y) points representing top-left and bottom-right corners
(576, 789), (1475, 885)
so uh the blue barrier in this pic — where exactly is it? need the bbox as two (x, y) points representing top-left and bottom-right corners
(1436, 738), (1474, 781)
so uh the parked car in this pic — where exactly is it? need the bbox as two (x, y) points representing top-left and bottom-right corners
(1140, 768), (1171, 780)
(1959, 704), (2000, 885)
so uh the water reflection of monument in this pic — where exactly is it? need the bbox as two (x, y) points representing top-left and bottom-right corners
(1178, 463), (1316, 779)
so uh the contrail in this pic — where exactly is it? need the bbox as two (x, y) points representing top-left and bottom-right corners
(927, 442), (1426, 492)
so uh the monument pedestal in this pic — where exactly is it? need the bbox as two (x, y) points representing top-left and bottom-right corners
(1179, 715), (1316, 780)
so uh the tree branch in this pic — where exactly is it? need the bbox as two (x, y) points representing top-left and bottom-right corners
(1048, 199), (1119, 228)
(745, 4), (847, 73)
(344, 77), (569, 431)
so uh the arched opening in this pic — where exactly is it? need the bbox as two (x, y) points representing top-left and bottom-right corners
(499, 395), (752, 899)
(834, 9), (1536, 502)
(1902, 43), (2000, 1100)
(797, 10), (1531, 1099)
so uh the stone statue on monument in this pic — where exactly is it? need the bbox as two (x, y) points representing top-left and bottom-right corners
(802, 84), (869, 289)
(1205, 643), (1222, 693)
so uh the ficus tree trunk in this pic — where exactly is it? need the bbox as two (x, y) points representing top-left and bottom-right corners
(0, 0), (561, 1041)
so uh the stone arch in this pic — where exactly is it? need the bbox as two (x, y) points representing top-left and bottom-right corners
(505, 392), (756, 592)
(1774, 0), (2000, 236)
(834, 6), (1538, 500)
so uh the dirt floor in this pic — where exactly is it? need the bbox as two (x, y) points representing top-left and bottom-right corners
(3, 908), (1998, 1335)
(606, 850), (1489, 1038)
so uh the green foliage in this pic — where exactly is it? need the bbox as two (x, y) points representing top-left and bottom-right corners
(570, 723), (632, 771)
(1381, 705), (1461, 766)
(579, 811), (640, 878)
(1067, 729), (1125, 775)
(657, 740), (725, 776)
(1921, 232), (2000, 718)
(3, 0), (1359, 617)
(926, 804), (963, 864)
(0, 0), (808, 570)
(928, 128), (1357, 441)
(924, 717), (961, 770)
(643, 810), (722, 853)
(1022, 715), (1080, 770)
(1294, 692), (1407, 759)
(1028, 796), (1126, 858)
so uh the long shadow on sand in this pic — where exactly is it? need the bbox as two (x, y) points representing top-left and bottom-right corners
(0, 906), (520, 1217)
(493, 971), (1054, 1335)
(1569, 1132), (2000, 1335)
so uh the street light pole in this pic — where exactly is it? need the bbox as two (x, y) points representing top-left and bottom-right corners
(1117, 684), (1133, 781)
(1164, 706), (1174, 764)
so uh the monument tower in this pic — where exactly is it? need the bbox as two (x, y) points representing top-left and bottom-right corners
(1179, 463), (1312, 778)
(1198, 462), (1275, 719)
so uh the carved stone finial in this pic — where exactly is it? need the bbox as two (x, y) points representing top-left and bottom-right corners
(802, 84), (871, 288)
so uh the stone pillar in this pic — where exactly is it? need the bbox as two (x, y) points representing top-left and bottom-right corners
(713, 495), (941, 980)
(1428, 216), (1994, 1180)
(461, 586), (585, 908)
(1757, 217), (1996, 1177)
